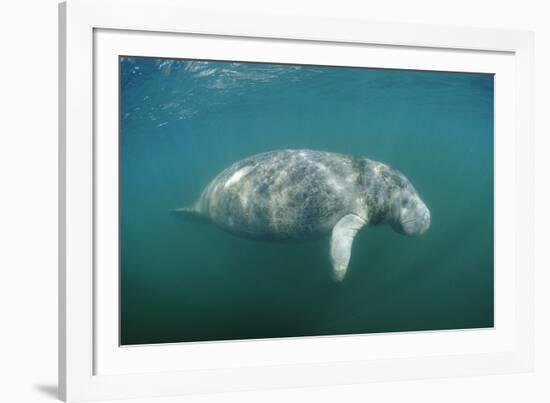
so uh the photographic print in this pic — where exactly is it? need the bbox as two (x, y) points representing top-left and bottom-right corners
(119, 57), (494, 345)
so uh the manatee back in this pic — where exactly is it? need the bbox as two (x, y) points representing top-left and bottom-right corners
(201, 150), (359, 240)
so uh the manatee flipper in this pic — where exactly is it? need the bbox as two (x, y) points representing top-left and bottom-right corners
(330, 214), (367, 281)
(170, 206), (209, 223)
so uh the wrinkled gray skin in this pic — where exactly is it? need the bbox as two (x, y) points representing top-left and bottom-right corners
(175, 149), (430, 281)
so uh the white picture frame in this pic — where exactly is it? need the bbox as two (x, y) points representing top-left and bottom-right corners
(59, 0), (534, 401)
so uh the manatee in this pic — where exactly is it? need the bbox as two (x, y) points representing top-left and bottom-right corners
(173, 149), (430, 281)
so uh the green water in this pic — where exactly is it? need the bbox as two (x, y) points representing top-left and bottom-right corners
(120, 57), (494, 345)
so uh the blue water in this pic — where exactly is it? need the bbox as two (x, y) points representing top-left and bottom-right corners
(120, 57), (494, 345)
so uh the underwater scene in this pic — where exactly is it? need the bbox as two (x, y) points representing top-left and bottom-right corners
(119, 56), (494, 345)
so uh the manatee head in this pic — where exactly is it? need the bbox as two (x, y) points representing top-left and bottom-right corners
(387, 170), (431, 236)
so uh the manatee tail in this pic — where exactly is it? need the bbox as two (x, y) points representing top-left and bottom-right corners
(170, 206), (209, 223)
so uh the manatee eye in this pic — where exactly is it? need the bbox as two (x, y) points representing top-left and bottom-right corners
(401, 198), (409, 207)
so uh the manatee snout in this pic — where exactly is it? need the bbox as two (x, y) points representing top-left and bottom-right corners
(393, 199), (431, 236)
(388, 188), (431, 237)
(409, 203), (431, 235)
